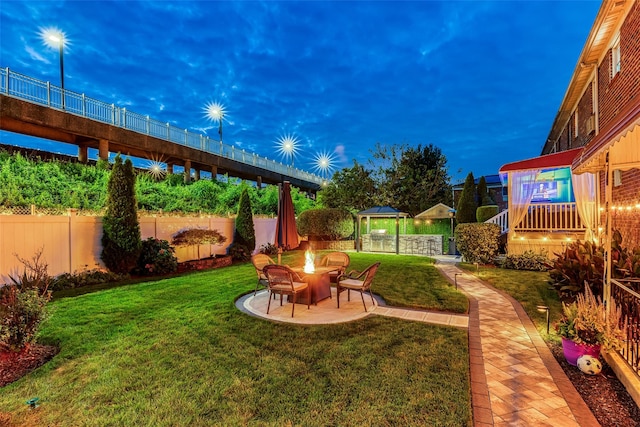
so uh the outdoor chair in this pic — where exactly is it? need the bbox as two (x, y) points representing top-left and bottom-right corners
(251, 254), (276, 296)
(317, 251), (350, 284)
(262, 264), (310, 318)
(336, 262), (380, 312)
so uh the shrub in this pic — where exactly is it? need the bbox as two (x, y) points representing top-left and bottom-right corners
(0, 250), (52, 352)
(476, 176), (494, 206)
(101, 155), (142, 273)
(455, 223), (500, 264)
(172, 228), (227, 260)
(51, 269), (127, 291)
(135, 238), (178, 276)
(548, 230), (640, 300)
(456, 172), (477, 223)
(259, 242), (279, 256)
(233, 187), (256, 254)
(476, 205), (499, 223)
(502, 250), (549, 271)
(297, 208), (354, 240)
(228, 243), (251, 262)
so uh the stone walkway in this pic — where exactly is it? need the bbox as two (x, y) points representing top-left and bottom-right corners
(434, 256), (599, 427)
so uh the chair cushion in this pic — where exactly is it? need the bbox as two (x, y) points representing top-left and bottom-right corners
(339, 278), (364, 289)
(271, 281), (308, 292)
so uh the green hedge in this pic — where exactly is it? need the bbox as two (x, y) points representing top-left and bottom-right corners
(454, 223), (501, 264)
(476, 205), (499, 223)
(297, 208), (354, 240)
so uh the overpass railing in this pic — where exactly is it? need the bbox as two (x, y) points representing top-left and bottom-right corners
(1, 68), (324, 186)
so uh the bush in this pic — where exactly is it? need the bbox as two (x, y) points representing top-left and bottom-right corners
(51, 269), (128, 291)
(476, 176), (494, 206)
(259, 243), (279, 256)
(135, 238), (178, 276)
(228, 243), (251, 262)
(456, 172), (477, 224)
(233, 188), (256, 254)
(101, 155), (142, 273)
(297, 208), (354, 240)
(172, 228), (227, 260)
(0, 250), (52, 352)
(476, 205), (499, 223)
(501, 250), (549, 271)
(455, 223), (501, 264)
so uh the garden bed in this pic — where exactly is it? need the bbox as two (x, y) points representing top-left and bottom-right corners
(176, 255), (232, 273)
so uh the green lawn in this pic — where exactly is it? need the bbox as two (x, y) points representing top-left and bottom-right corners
(1, 252), (471, 426)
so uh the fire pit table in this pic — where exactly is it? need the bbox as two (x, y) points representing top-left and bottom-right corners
(290, 266), (338, 305)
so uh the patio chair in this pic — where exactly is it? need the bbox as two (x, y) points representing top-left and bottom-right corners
(336, 262), (380, 312)
(317, 251), (350, 284)
(251, 254), (276, 296)
(263, 264), (310, 317)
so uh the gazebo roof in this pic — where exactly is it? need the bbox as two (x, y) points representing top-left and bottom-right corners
(357, 206), (408, 217)
(415, 203), (454, 220)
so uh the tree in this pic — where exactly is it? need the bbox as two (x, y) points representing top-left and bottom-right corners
(101, 155), (142, 273)
(229, 187), (255, 260)
(456, 172), (477, 224)
(476, 176), (494, 206)
(318, 160), (377, 214)
(370, 143), (451, 216)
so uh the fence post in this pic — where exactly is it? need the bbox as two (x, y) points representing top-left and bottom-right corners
(167, 123), (170, 141)
(123, 108), (127, 128)
(146, 115), (150, 134)
(3, 68), (8, 94)
(185, 129), (188, 145)
(82, 94), (86, 116)
(47, 82), (51, 106)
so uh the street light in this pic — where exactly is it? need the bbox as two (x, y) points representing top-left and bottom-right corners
(275, 133), (300, 167)
(39, 27), (67, 109)
(203, 101), (226, 143)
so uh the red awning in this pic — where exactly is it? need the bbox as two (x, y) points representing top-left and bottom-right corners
(499, 148), (583, 173)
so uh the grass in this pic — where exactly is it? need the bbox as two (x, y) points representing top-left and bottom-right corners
(1, 252), (471, 426)
(458, 263), (563, 341)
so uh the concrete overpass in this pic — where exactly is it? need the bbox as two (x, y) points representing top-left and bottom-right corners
(0, 68), (323, 192)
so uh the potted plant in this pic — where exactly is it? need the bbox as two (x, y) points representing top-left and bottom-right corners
(555, 285), (626, 366)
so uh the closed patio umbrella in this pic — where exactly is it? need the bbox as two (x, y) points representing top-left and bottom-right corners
(275, 181), (299, 252)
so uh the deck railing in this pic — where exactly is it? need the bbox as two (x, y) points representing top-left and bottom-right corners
(0, 68), (324, 185)
(611, 279), (640, 377)
(485, 210), (509, 234)
(514, 202), (587, 232)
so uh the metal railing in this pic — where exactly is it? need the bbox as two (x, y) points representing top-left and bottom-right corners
(0, 68), (324, 186)
(611, 278), (640, 377)
(514, 202), (587, 232)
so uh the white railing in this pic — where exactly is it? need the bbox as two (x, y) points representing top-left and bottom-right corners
(611, 279), (640, 377)
(0, 68), (324, 186)
(485, 209), (509, 234)
(514, 202), (586, 232)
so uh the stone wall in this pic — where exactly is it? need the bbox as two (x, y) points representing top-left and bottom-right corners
(361, 234), (443, 256)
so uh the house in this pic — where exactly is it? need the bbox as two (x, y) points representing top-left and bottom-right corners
(452, 174), (507, 212)
(495, 0), (640, 404)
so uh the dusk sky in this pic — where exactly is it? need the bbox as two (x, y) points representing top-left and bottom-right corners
(0, 1), (601, 184)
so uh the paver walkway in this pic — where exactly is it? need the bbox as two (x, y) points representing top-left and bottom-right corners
(434, 256), (599, 427)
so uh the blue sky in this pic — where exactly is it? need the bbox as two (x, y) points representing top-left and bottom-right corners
(0, 0), (600, 184)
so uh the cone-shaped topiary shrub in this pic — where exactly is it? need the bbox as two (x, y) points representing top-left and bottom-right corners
(456, 172), (477, 223)
(101, 155), (142, 273)
(229, 187), (255, 260)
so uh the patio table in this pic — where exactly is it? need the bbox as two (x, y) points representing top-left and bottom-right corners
(289, 266), (338, 305)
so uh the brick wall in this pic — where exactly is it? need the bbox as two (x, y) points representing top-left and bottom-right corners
(598, 169), (640, 249)
(598, 0), (640, 130)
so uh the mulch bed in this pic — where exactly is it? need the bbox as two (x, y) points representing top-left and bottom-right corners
(548, 342), (640, 427)
(0, 344), (59, 388)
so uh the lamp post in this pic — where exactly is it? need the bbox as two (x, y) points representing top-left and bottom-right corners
(537, 305), (550, 334)
(204, 101), (226, 143)
(40, 27), (67, 109)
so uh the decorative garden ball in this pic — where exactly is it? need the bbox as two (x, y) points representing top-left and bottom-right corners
(577, 354), (602, 375)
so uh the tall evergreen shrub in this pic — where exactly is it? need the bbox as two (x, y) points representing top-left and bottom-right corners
(229, 187), (255, 260)
(476, 176), (494, 206)
(456, 172), (477, 223)
(101, 155), (142, 273)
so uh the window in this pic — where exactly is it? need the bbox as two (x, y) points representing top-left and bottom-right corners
(612, 35), (621, 79)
